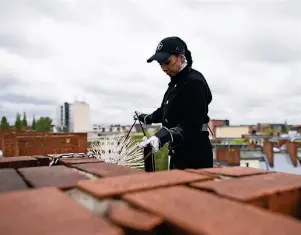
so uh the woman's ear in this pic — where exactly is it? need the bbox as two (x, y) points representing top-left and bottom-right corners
(179, 54), (185, 63)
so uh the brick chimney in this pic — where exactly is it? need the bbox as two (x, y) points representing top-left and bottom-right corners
(215, 147), (240, 166)
(277, 139), (288, 148)
(286, 142), (298, 167)
(263, 139), (274, 167)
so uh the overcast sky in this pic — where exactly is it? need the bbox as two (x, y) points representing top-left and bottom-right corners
(0, 0), (300, 126)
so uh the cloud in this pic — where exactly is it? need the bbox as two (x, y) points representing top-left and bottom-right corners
(0, 94), (54, 105)
(0, 0), (300, 127)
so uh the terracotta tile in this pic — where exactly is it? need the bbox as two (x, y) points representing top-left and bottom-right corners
(70, 168), (99, 180)
(107, 200), (163, 232)
(123, 186), (301, 235)
(0, 187), (123, 235)
(18, 165), (89, 189)
(32, 155), (50, 166)
(190, 172), (301, 218)
(197, 166), (272, 177)
(0, 169), (28, 193)
(66, 189), (163, 232)
(0, 156), (38, 169)
(73, 162), (146, 178)
(185, 169), (216, 178)
(47, 154), (58, 157)
(66, 188), (112, 214)
(77, 170), (213, 199)
(60, 158), (103, 165)
(213, 164), (223, 168)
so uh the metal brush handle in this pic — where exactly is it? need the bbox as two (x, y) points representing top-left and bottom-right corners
(134, 111), (155, 172)
(124, 119), (137, 141)
(117, 119), (137, 155)
(134, 111), (147, 136)
(144, 145), (155, 172)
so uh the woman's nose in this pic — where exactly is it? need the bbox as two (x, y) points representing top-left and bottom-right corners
(161, 64), (168, 72)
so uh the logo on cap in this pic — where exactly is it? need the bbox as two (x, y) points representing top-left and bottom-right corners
(157, 42), (163, 51)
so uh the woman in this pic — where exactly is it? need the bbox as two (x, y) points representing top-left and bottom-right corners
(136, 36), (213, 170)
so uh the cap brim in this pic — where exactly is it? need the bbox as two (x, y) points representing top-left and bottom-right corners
(147, 52), (171, 63)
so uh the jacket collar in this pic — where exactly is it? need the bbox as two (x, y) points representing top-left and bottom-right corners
(168, 65), (191, 86)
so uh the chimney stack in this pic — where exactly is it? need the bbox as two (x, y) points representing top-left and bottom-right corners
(215, 147), (240, 166)
(286, 142), (298, 167)
(263, 139), (274, 167)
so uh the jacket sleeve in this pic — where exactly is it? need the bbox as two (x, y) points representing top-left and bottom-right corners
(155, 78), (207, 147)
(144, 107), (162, 124)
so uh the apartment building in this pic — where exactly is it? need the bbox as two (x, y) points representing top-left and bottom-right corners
(56, 102), (70, 132)
(56, 101), (90, 133)
(209, 119), (230, 138)
(216, 125), (251, 138)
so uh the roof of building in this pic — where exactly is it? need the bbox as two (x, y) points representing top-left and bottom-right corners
(268, 152), (301, 175)
(216, 125), (251, 128)
(214, 146), (301, 175)
(1, 155), (301, 234)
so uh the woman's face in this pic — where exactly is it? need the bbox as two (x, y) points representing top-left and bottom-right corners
(158, 54), (185, 77)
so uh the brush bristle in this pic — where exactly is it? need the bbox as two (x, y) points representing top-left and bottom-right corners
(88, 135), (145, 170)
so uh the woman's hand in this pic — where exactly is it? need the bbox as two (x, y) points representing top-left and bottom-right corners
(138, 136), (160, 153)
(133, 112), (149, 124)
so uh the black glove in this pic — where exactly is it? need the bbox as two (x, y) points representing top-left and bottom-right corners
(155, 127), (173, 147)
(134, 112), (151, 124)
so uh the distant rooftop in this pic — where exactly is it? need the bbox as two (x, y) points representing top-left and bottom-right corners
(216, 125), (251, 128)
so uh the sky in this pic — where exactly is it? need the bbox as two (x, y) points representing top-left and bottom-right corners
(0, 0), (300, 127)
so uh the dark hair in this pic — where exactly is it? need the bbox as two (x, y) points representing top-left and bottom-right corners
(175, 37), (193, 67)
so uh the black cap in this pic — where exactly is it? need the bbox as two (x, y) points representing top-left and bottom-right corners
(147, 36), (185, 63)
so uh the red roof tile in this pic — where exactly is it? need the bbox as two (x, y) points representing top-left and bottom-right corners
(18, 165), (89, 189)
(190, 172), (301, 218)
(123, 185), (301, 235)
(0, 187), (123, 235)
(107, 200), (163, 231)
(1, 154), (301, 235)
(192, 166), (273, 177)
(0, 156), (38, 168)
(60, 158), (104, 165)
(77, 169), (213, 198)
(72, 162), (146, 177)
(0, 169), (28, 193)
(31, 155), (50, 166)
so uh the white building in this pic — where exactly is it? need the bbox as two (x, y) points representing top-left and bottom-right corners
(92, 124), (131, 133)
(56, 101), (90, 133)
(69, 101), (90, 132)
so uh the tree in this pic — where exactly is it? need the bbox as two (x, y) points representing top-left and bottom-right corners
(154, 145), (169, 171)
(281, 121), (289, 134)
(35, 117), (52, 132)
(262, 126), (274, 136)
(22, 112), (28, 130)
(14, 113), (22, 130)
(32, 115), (36, 130)
(0, 116), (10, 130)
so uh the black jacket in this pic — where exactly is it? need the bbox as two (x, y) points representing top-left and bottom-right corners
(144, 65), (213, 169)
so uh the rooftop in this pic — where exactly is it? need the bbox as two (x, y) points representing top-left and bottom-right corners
(213, 147), (301, 175)
(1, 155), (301, 234)
(216, 125), (251, 128)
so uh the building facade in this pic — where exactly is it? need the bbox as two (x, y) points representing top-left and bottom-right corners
(69, 101), (90, 132)
(56, 102), (70, 132)
(56, 101), (90, 133)
(209, 119), (230, 138)
(215, 125), (251, 138)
